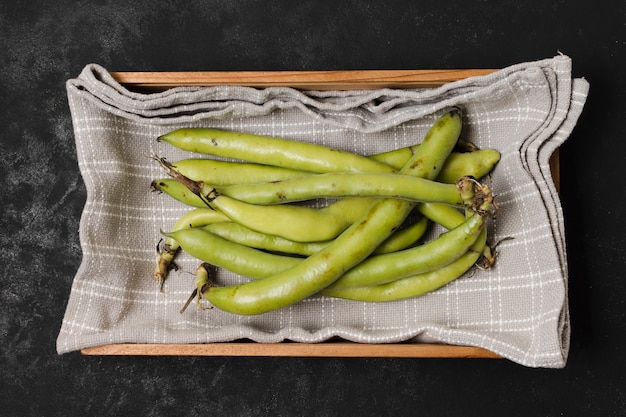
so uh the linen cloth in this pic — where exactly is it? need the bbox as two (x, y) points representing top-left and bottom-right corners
(57, 55), (588, 368)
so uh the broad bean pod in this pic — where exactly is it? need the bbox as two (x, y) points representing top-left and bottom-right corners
(168, 203), (458, 283)
(157, 128), (396, 174)
(156, 167), (466, 242)
(168, 158), (310, 186)
(208, 172), (467, 205)
(370, 146), (500, 179)
(165, 148), (500, 187)
(201, 215), (428, 257)
(321, 188), (495, 302)
(152, 148), (500, 208)
(180, 207), (483, 289)
(186, 204), (492, 306)
(197, 109), (463, 314)
(187, 229), (489, 305)
(203, 194), (359, 242)
(163, 227), (302, 279)
(324, 210), (485, 290)
(154, 208), (230, 288)
(320, 228), (489, 302)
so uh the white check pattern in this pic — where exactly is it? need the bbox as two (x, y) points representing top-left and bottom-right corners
(57, 56), (588, 368)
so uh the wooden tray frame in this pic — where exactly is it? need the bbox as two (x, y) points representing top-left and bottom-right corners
(80, 68), (558, 358)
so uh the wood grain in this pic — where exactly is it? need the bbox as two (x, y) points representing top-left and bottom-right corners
(110, 68), (496, 91)
(81, 342), (502, 358)
(82, 68), (555, 359)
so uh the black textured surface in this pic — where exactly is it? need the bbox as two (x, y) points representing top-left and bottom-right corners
(1, 1), (625, 416)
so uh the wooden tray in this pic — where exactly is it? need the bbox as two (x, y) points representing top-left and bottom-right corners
(80, 68), (558, 358)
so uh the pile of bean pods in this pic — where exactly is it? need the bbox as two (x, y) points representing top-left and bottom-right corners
(151, 108), (501, 316)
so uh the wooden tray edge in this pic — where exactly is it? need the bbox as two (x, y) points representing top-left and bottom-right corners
(110, 68), (497, 91)
(81, 342), (502, 358)
(82, 68), (555, 359)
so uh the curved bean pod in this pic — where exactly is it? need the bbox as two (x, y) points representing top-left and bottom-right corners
(152, 147), (499, 208)
(320, 228), (489, 302)
(163, 227), (302, 279)
(202, 215), (427, 257)
(154, 208), (230, 288)
(157, 161), (467, 242)
(173, 197), (481, 289)
(167, 148), (500, 187)
(369, 145), (499, 178)
(201, 198), (411, 315)
(321, 188), (495, 302)
(202, 222), (330, 256)
(428, 150), (500, 183)
(210, 172), (465, 205)
(186, 228), (490, 306)
(205, 194), (355, 242)
(152, 178), (206, 208)
(229, 209), (483, 289)
(200, 205), (482, 289)
(372, 215), (429, 255)
(169, 158), (310, 185)
(198, 109), (463, 315)
(324, 211), (485, 290)
(157, 128), (396, 174)
(152, 179), (378, 242)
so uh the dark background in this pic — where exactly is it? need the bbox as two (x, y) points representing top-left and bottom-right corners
(1, 1), (625, 416)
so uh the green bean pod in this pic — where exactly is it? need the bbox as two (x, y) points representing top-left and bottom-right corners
(201, 172), (466, 242)
(157, 128), (397, 174)
(202, 215), (427, 257)
(372, 216), (429, 255)
(156, 156), (466, 206)
(152, 180), (379, 242)
(167, 148), (500, 187)
(427, 150), (500, 183)
(152, 147), (500, 208)
(202, 222), (330, 256)
(370, 146), (500, 177)
(321, 188), (495, 302)
(156, 162), (467, 242)
(325, 211), (485, 290)
(168, 158), (310, 186)
(320, 227), (489, 302)
(152, 178), (206, 208)
(205, 194), (355, 242)
(201, 198), (412, 315)
(198, 109), (463, 315)
(203, 207), (483, 289)
(163, 227), (302, 279)
(154, 208), (231, 288)
(210, 172), (466, 205)
(171, 192), (481, 289)
(189, 228), (490, 306)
